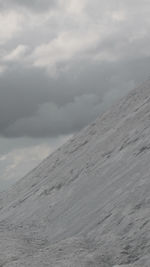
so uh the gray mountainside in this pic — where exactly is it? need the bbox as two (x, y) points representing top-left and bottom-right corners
(1, 81), (150, 266)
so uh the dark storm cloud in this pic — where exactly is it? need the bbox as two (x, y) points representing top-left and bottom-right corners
(0, 64), (102, 138)
(0, 56), (150, 138)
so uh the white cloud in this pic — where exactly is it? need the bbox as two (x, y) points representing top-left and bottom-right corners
(111, 11), (126, 22)
(0, 11), (23, 44)
(61, 0), (87, 15)
(3, 45), (28, 62)
(30, 30), (99, 74)
(2, 0), (150, 75)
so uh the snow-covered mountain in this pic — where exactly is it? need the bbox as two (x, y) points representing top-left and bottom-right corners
(1, 80), (150, 266)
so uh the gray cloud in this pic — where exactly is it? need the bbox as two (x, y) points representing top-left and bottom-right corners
(0, 56), (150, 138)
(0, 0), (150, 139)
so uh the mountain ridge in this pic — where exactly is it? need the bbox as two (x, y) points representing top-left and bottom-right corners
(1, 80), (150, 266)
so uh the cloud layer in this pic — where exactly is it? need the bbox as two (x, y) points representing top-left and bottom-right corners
(0, 0), (150, 139)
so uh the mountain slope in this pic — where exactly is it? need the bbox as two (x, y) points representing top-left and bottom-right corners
(1, 80), (150, 266)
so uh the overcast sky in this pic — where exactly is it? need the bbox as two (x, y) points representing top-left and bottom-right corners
(0, 0), (150, 190)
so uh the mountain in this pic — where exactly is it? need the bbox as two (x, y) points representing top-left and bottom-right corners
(1, 80), (150, 266)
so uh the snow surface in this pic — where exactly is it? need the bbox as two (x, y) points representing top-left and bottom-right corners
(1, 80), (150, 266)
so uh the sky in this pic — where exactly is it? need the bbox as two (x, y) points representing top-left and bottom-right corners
(0, 0), (150, 190)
